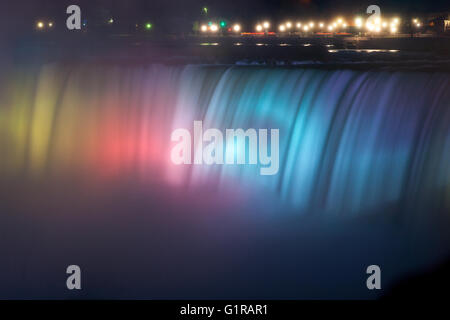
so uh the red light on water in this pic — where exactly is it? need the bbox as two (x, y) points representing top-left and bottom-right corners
(241, 32), (276, 35)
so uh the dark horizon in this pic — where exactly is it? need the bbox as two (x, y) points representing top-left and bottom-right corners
(0, 0), (448, 35)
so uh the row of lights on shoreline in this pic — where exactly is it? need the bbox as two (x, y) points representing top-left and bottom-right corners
(36, 18), (154, 30)
(358, 17), (400, 34)
(36, 21), (54, 29)
(200, 16), (425, 34)
(36, 15), (423, 34)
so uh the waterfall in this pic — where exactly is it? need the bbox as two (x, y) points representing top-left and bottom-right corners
(1, 64), (449, 216)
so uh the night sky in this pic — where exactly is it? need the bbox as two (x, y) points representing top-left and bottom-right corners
(6, 0), (449, 16)
(0, 0), (448, 36)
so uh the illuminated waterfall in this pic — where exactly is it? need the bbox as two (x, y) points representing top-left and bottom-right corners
(1, 64), (449, 215)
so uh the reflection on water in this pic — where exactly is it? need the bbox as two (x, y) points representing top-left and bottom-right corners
(329, 49), (400, 53)
(199, 42), (219, 46)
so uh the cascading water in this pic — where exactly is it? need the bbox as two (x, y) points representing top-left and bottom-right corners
(1, 62), (450, 299)
(1, 64), (448, 217)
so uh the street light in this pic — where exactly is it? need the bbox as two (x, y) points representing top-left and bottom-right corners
(256, 24), (263, 32)
(279, 24), (286, 32)
(48, 22), (53, 28)
(201, 25), (208, 32)
(233, 24), (241, 32)
(210, 24), (218, 32)
(37, 21), (44, 29)
(286, 21), (292, 29)
(263, 21), (270, 29)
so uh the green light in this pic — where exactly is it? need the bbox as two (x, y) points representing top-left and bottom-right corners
(145, 23), (152, 30)
(208, 21), (212, 26)
(108, 18), (114, 24)
(220, 21), (226, 28)
(203, 7), (208, 14)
